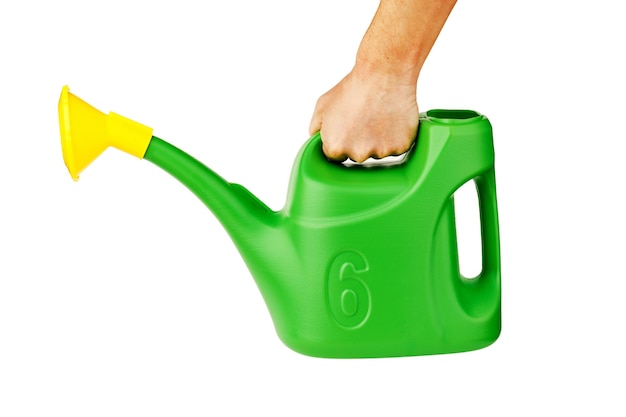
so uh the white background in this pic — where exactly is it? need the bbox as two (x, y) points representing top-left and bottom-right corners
(1, 0), (625, 415)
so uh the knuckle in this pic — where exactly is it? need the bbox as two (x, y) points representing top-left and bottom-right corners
(322, 141), (346, 161)
(351, 150), (370, 163)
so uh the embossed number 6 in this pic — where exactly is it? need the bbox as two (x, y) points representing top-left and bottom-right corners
(326, 251), (371, 329)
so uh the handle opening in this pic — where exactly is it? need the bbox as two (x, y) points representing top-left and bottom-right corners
(453, 179), (482, 279)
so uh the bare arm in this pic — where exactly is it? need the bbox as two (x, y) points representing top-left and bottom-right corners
(309, 0), (457, 162)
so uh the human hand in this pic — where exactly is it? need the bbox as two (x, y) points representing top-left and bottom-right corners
(308, 0), (456, 163)
(309, 68), (419, 163)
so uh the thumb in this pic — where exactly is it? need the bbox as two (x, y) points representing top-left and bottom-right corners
(309, 111), (322, 136)
(309, 97), (325, 136)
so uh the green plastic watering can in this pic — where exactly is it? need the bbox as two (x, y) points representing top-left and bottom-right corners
(58, 86), (501, 358)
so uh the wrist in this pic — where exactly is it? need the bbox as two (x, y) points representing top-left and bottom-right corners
(352, 48), (421, 89)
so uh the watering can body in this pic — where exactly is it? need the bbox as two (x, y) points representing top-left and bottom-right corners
(59, 87), (501, 358)
(257, 109), (500, 357)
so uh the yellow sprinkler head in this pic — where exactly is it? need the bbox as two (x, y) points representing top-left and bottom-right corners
(57, 85), (153, 180)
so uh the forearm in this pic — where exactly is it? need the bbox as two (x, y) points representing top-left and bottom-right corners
(355, 0), (457, 84)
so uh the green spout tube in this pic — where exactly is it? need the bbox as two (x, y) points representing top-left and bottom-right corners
(143, 136), (278, 253)
(141, 137), (299, 332)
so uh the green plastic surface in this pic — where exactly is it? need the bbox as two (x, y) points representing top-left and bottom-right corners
(143, 109), (501, 358)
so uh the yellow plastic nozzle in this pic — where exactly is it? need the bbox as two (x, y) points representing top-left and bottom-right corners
(58, 86), (153, 180)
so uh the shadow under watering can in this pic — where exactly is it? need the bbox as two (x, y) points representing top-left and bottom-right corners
(57, 86), (501, 358)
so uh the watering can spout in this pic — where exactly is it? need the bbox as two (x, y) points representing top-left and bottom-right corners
(142, 136), (278, 244)
(58, 86), (278, 270)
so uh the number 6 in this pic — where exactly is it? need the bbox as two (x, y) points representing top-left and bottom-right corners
(326, 251), (371, 329)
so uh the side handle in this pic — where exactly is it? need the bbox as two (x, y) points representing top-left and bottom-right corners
(453, 167), (501, 322)
(475, 168), (501, 287)
(449, 167), (501, 320)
